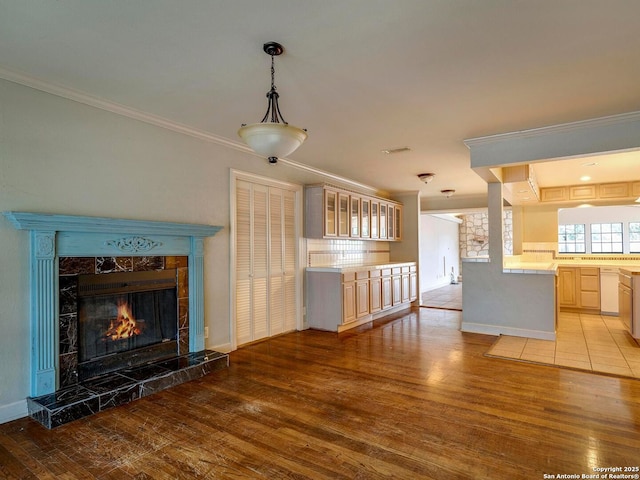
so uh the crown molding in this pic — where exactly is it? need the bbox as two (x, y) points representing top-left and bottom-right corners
(464, 111), (640, 148)
(0, 66), (378, 194)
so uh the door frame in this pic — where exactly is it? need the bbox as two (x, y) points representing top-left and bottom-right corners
(229, 169), (305, 351)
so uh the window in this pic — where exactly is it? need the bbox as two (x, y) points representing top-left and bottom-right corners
(591, 223), (623, 253)
(630, 222), (640, 253)
(558, 224), (586, 253)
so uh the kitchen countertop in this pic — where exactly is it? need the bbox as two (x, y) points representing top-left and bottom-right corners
(306, 261), (416, 273)
(503, 256), (640, 275)
(620, 267), (640, 275)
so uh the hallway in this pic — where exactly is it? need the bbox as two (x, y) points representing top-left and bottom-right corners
(421, 283), (462, 310)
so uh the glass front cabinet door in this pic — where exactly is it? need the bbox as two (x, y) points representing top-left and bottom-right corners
(394, 205), (402, 241)
(338, 193), (350, 237)
(350, 196), (360, 237)
(371, 201), (379, 239)
(324, 189), (337, 237)
(361, 199), (370, 238)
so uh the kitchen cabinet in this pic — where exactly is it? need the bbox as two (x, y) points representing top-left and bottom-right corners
(369, 270), (382, 313)
(350, 196), (361, 237)
(558, 268), (578, 307)
(558, 266), (600, 312)
(579, 267), (600, 310)
(342, 273), (356, 323)
(361, 199), (370, 238)
(306, 262), (417, 332)
(391, 267), (402, 305)
(409, 266), (417, 301)
(338, 193), (350, 237)
(355, 271), (370, 319)
(379, 204), (388, 240)
(371, 202), (379, 239)
(305, 185), (403, 241)
(381, 268), (393, 310)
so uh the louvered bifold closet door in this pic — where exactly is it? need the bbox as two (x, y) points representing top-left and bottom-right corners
(283, 189), (297, 332)
(235, 180), (269, 345)
(269, 189), (285, 336)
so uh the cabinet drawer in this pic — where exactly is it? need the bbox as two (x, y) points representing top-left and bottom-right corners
(392, 267), (401, 275)
(356, 271), (369, 280)
(580, 267), (599, 277)
(369, 269), (381, 278)
(401, 266), (410, 273)
(381, 268), (392, 277)
(342, 272), (356, 283)
(580, 291), (600, 309)
(580, 275), (599, 291)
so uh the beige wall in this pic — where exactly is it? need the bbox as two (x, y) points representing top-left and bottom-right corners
(521, 204), (559, 243)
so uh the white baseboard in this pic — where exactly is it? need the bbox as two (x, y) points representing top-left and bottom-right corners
(0, 399), (28, 424)
(461, 322), (556, 341)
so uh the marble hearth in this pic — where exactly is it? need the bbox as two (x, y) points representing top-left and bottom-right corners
(4, 212), (226, 428)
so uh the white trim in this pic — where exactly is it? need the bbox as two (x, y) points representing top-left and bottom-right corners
(464, 110), (640, 147)
(0, 399), (28, 424)
(0, 66), (377, 194)
(460, 322), (556, 341)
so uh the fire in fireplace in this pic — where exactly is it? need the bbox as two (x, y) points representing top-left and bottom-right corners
(77, 269), (178, 380)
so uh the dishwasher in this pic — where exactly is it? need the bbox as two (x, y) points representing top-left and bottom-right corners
(600, 267), (619, 315)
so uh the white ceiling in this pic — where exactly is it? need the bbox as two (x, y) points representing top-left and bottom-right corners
(2, 0), (640, 207)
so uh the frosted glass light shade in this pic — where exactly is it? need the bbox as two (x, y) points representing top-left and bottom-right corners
(238, 122), (307, 160)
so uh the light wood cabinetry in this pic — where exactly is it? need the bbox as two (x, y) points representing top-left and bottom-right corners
(558, 267), (578, 307)
(381, 268), (393, 310)
(558, 266), (600, 312)
(369, 270), (382, 313)
(305, 185), (403, 241)
(579, 267), (600, 310)
(541, 181), (640, 204)
(391, 267), (402, 306)
(306, 263), (417, 332)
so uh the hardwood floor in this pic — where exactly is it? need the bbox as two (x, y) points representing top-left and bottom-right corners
(1, 308), (639, 479)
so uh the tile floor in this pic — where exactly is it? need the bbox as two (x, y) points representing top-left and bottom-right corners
(421, 283), (462, 311)
(488, 312), (640, 378)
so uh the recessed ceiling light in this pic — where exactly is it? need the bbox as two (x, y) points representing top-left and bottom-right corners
(581, 162), (599, 167)
(577, 204), (593, 208)
(580, 175), (591, 182)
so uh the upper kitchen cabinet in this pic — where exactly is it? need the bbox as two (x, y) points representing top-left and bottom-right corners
(305, 185), (403, 241)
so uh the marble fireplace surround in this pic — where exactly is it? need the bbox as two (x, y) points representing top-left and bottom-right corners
(4, 212), (223, 398)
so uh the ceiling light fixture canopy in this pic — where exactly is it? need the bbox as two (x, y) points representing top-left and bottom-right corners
(418, 173), (435, 184)
(441, 189), (455, 198)
(238, 42), (307, 164)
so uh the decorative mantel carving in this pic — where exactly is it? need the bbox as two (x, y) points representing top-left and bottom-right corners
(105, 236), (162, 253)
(3, 211), (222, 397)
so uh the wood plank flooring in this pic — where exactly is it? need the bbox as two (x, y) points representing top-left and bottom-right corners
(1, 308), (639, 479)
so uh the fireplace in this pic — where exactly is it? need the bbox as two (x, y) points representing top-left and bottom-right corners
(4, 211), (228, 428)
(76, 269), (179, 381)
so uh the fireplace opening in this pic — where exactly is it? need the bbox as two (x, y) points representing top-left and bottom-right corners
(77, 269), (178, 381)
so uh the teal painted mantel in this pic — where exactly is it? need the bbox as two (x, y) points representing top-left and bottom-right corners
(3, 212), (222, 397)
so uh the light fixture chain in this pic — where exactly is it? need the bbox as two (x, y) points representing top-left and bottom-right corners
(270, 54), (276, 92)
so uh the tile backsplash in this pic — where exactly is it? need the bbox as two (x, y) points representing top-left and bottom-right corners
(307, 238), (390, 267)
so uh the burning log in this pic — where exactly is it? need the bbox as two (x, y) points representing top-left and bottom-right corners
(104, 301), (142, 341)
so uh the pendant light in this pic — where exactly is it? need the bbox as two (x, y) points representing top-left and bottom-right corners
(238, 42), (307, 164)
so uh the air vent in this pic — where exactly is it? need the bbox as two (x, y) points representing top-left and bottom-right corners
(381, 147), (411, 155)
